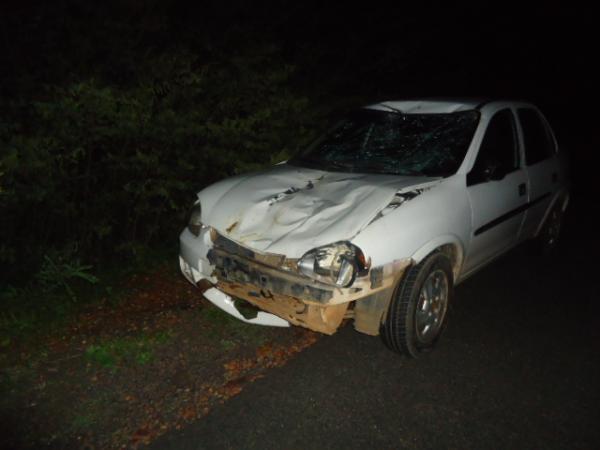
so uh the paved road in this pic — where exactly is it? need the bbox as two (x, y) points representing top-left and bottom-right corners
(151, 206), (600, 450)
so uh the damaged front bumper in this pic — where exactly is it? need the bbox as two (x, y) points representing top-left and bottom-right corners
(179, 227), (411, 335)
(180, 257), (290, 327)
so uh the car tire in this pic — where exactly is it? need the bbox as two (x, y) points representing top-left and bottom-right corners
(380, 252), (453, 357)
(537, 202), (564, 255)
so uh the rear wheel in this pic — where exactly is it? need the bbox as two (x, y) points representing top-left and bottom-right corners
(537, 203), (564, 255)
(381, 252), (453, 357)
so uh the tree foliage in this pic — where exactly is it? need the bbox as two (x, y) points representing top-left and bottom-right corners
(1, 45), (317, 282)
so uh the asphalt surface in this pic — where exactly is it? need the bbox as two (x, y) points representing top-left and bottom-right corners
(151, 205), (600, 450)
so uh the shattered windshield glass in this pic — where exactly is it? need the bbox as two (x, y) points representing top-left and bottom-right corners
(289, 109), (480, 177)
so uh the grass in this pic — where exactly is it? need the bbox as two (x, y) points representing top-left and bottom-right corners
(0, 241), (318, 449)
(70, 413), (95, 431)
(84, 331), (172, 369)
(201, 306), (270, 348)
(0, 246), (177, 345)
(67, 396), (116, 434)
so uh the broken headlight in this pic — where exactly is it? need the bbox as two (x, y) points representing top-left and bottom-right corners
(187, 202), (203, 236)
(298, 242), (369, 287)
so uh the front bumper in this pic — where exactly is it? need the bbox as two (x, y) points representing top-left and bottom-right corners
(180, 257), (289, 327)
(179, 228), (289, 327)
(179, 227), (410, 335)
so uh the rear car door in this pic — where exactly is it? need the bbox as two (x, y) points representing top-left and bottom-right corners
(516, 107), (559, 239)
(463, 108), (528, 273)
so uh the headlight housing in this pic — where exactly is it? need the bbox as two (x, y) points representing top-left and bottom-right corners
(298, 241), (369, 287)
(187, 202), (203, 236)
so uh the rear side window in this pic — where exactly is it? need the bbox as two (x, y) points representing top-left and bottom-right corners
(518, 108), (556, 165)
(472, 108), (519, 174)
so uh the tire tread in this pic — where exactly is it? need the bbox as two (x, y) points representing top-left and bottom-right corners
(381, 252), (452, 357)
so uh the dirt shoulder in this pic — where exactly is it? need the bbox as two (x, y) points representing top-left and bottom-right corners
(0, 264), (319, 449)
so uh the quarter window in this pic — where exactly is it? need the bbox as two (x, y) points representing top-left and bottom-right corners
(518, 108), (556, 165)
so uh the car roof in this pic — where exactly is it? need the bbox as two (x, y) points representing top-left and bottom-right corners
(365, 98), (491, 114)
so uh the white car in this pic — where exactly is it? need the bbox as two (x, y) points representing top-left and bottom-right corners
(179, 99), (569, 357)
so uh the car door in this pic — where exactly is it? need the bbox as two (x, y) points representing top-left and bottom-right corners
(463, 108), (529, 274)
(516, 107), (559, 239)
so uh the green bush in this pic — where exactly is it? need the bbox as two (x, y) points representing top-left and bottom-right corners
(36, 253), (99, 300)
(0, 46), (318, 284)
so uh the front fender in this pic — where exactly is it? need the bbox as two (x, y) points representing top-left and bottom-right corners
(410, 234), (465, 281)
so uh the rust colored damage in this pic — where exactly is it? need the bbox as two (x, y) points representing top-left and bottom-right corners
(351, 287), (396, 335)
(205, 231), (412, 335)
(225, 221), (239, 234)
(217, 280), (348, 335)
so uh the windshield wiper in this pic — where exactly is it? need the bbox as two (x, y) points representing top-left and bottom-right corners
(289, 155), (322, 167)
(291, 156), (354, 172)
(324, 160), (354, 171)
(397, 169), (428, 177)
(379, 104), (404, 114)
(349, 159), (427, 177)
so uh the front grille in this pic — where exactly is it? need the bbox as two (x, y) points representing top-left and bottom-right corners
(207, 233), (334, 304)
(211, 232), (297, 271)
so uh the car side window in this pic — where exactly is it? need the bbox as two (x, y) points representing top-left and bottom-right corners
(468, 109), (519, 185)
(518, 108), (556, 165)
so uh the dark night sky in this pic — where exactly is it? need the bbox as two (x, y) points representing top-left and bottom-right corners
(158, 3), (596, 137)
(188, 2), (596, 198)
(166, 2), (598, 197)
(2, 2), (594, 105)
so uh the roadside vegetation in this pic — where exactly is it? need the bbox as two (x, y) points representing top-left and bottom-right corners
(0, 2), (385, 447)
(0, 3), (319, 448)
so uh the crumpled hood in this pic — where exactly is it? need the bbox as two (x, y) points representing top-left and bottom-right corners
(200, 164), (436, 257)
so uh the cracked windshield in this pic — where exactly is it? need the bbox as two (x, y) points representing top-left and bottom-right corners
(290, 109), (480, 177)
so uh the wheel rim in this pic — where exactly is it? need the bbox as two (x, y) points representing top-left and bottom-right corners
(545, 208), (562, 246)
(415, 269), (449, 344)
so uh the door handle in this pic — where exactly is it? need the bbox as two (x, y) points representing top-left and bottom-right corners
(518, 183), (527, 196)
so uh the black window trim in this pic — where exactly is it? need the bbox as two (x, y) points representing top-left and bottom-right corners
(518, 107), (557, 166)
(466, 108), (521, 187)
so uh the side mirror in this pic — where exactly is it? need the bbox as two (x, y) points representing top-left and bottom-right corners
(467, 160), (508, 186)
(482, 160), (506, 181)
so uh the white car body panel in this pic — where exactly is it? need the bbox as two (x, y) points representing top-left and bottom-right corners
(203, 287), (290, 327)
(351, 175), (470, 272)
(179, 99), (570, 333)
(197, 164), (437, 258)
(463, 168), (529, 273)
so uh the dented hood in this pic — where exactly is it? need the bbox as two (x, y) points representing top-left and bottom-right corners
(201, 164), (436, 257)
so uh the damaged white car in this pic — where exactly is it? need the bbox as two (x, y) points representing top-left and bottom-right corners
(179, 99), (569, 357)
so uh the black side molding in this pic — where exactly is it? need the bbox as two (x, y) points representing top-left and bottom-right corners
(474, 193), (551, 236)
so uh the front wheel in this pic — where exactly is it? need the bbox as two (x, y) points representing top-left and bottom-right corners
(380, 252), (453, 357)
